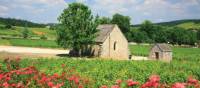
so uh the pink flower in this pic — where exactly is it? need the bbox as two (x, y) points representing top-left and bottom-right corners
(111, 85), (120, 88)
(127, 79), (139, 87)
(100, 85), (108, 88)
(78, 84), (84, 88)
(149, 75), (160, 83)
(115, 79), (122, 85)
(172, 83), (186, 88)
(10, 83), (17, 87)
(187, 77), (199, 85)
(3, 82), (9, 87)
(0, 74), (4, 80)
(48, 82), (54, 87)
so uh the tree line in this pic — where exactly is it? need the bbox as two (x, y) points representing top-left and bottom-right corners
(97, 14), (200, 46)
(0, 17), (46, 28)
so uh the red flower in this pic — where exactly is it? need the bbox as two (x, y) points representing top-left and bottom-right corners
(53, 73), (59, 78)
(115, 79), (122, 85)
(68, 75), (79, 84)
(3, 82), (9, 87)
(5, 76), (11, 81)
(0, 74), (4, 80)
(172, 83), (186, 88)
(100, 85), (108, 88)
(127, 79), (139, 87)
(187, 77), (199, 85)
(78, 84), (84, 88)
(10, 83), (17, 87)
(149, 75), (160, 83)
(111, 85), (120, 88)
(48, 82), (54, 87)
(53, 82), (64, 88)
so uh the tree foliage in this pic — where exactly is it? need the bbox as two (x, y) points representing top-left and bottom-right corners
(22, 25), (29, 39)
(130, 20), (198, 46)
(197, 30), (200, 40)
(98, 17), (111, 24)
(111, 13), (131, 37)
(57, 3), (99, 56)
(0, 17), (46, 27)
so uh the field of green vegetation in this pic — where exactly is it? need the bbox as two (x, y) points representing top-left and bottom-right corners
(129, 45), (200, 61)
(0, 58), (199, 87)
(0, 44), (199, 87)
(0, 38), (59, 48)
(0, 25), (56, 39)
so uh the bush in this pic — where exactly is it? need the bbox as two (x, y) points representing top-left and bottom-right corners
(40, 35), (47, 40)
(4, 24), (12, 29)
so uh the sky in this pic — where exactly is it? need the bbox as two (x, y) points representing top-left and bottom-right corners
(0, 0), (200, 24)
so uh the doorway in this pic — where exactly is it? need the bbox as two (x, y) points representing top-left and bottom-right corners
(155, 52), (159, 59)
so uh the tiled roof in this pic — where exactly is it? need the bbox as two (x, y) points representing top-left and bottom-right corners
(156, 44), (172, 52)
(95, 24), (115, 43)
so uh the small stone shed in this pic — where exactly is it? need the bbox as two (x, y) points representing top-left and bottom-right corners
(148, 44), (172, 62)
(92, 24), (129, 60)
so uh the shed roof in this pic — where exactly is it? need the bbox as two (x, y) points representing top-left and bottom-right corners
(95, 24), (115, 43)
(155, 44), (172, 52)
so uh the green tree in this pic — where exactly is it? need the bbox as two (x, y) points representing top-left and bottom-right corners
(197, 30), (200, 40)
(98, 17), (111, 24)
(111, 13), (131, 37)
(139, 20), (156, 42)
(130, 29), (149, 43)
(57, 3), (99, 56)
(5, 24), (12, 29)
(22, 25), (29, 39)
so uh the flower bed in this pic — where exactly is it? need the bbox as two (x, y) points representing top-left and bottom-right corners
(0, 58), (199, 88)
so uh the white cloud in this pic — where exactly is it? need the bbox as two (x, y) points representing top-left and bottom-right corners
(0, 5), (9, 16)
(91, 0), (137, 15)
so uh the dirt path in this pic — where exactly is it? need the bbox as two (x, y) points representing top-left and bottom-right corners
(0, 46), (68, 54)
(131, 56), (148, 60)
(0, 46), (69, 58)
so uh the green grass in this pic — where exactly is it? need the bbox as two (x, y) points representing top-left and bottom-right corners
(129, 45), (200, 60)
(176, 22), (200, 29)
(0, 58), (200, 87)
(0, 25), (56, 39)
(0, 38), (59, 48)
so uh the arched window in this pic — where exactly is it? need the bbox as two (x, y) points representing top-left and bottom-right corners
(114, 41), (117, 50)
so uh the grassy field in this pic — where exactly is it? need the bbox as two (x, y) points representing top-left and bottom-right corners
(0, 38), (59, 48)
(0, 58), (199, 87)
(0, 26), (56, 39)
(129, 45), (200, 61)
(176, 22), (200, 29)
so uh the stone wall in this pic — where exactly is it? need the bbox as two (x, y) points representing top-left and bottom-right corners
(100, 25), (129, 60)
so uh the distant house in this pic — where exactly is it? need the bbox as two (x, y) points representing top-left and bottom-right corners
(148, 44), (172, 62)
(92, 24), (129, 60)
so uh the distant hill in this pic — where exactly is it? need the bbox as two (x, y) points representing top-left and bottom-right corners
(0, 17), (46, 28)
(132, 19), (200, 30)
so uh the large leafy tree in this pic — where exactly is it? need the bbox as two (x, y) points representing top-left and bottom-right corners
(111, 13), (131, 37)
(197, 30), (200, 40)
(57, 3), (99, 56)
(139, 20), (156, 41)
(98, 17), (111, 24)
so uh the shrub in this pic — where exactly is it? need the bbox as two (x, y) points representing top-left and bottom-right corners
(40, 35), (47, 40)
(4, 24), (12, 29)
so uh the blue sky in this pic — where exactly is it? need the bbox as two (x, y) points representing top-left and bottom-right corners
(0, 0), (200, 24)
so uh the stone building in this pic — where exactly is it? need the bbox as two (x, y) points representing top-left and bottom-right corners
(92, 24), (129, 60)
(148, 44), (172, 62)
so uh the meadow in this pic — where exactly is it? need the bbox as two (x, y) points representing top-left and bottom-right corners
(129, 45), (200, 61)
(0, 26), (56, 40)
(0, 38), (59, 48)
(0, 44), (200, 87)
(0, 58), (200, 87)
